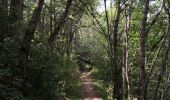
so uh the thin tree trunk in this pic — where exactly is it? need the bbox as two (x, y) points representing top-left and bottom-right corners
(154, 2), (170, 99)
(123, 0), (132, 99)
(50, 0), (53, 36)
(146, 32), (166, 86)
(9, 0), (23, 21)
(18, 0), (44, 79)
(9, 0), (23, 37)
(0, 0), (8, 42)
(104, 1), (123, 99)
(112, 0), (123, 99)
(139, 0), (149, 100)
(48, 0), (73, 46)
(103, 0), (114, 82)
(160, 73), (170, 100)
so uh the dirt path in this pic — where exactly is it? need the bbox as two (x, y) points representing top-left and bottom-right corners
(80, 72), (102, 100)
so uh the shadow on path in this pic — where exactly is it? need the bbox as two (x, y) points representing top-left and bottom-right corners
(80, 72), (102, 100)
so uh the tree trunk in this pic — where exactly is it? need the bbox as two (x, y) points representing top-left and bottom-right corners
(48, 0), (73, 46)
(154, 2), (170, 99)
(0, 0), (8, 42)
(50, 0), (53, 36)
(9, 0), (23, 37)
(123, 0), (132, 99)
(18, 0), (44, 80)
(112, 0), (123, 99)
(9, 0), (23, 22)
(139, 0), (149, 100)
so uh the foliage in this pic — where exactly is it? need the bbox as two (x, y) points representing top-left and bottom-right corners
(1, 0), (170, 99)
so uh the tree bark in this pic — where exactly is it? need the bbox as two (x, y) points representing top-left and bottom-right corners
(9, 0), (23, 22)
(48, 0), (73, 46)
(123, 0), (132, 99)
(112, 0), (123, 99)
(0, 0), (8, 42)
(9, 0), (23, 37)
(139, 0), (149, 100)
(153, 2), (170, 99)
(18, 0), (44, 78)
(50, 0), (53, 36)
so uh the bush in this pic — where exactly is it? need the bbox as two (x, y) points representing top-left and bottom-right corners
(20, 41), (81, 100)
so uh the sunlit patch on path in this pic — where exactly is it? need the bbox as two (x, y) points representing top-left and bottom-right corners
(84, 98), (102, 100)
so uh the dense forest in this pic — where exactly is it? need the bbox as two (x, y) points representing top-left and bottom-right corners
(0, 0), (170, 100)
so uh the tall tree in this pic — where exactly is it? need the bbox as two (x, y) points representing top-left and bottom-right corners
(18, 0), (44, 79)
(50, 0), (53, 36)
(48, 0), (73, 46)
(112, 0), (123, 99)
(9, 0), (23, 37)
(0, 0), (8, 42)
(154, 1), (170, 99)
(123, 0), (132, 99)
(104, 0), (123, 99)
(139, 0), (149, 99)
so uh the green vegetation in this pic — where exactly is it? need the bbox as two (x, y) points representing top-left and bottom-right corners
(0, 0), (170, 100)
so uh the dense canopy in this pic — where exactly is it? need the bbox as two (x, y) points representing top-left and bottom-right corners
(0, 0), (170, 100)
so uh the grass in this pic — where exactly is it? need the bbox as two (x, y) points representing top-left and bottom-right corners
(91, 68), (113, 100)
(65, 69), (82, 100)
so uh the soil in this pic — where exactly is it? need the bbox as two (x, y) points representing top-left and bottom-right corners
(80, 72), (102, 100)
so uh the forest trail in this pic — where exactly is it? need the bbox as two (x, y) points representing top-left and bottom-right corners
(80, 71), (102, 100)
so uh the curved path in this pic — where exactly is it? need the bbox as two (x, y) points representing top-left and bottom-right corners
(80, 72), (102, 100)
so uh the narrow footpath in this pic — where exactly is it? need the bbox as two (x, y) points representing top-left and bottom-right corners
(80, 72), (102, 100)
